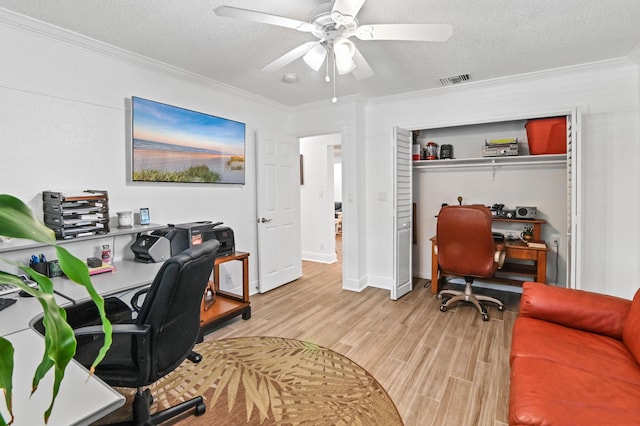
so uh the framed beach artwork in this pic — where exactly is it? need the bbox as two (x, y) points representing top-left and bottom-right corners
(131, 96), (246, 184)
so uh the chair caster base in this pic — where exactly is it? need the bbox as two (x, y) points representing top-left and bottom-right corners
(195, 402), (206, 416)
(187, 350), (202, 363)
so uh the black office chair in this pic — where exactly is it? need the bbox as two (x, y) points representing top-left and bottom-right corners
(435, 205), (505, 321)
(72, 240), (220, 425)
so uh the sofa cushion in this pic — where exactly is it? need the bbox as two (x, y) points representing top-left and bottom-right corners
(623, 288), (640, 364)
(512, 317), (640, 386)
(519, 282), (631, 340)
(509, 356), (640, 426)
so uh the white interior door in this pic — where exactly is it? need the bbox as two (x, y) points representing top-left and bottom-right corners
(392, 126), (413, 300)
(256, 130), (302, 293)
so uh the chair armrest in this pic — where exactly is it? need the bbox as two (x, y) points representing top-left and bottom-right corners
(519, 282), (632, 340)
(131, 287), (150, 313)
(74, 323), (150, 337)
(74, 324), (152, 372)
(494, 243), (506, 268)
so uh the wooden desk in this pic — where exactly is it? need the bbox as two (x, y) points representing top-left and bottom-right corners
(492, 217), (547, 240)
(200, 251), (251, 332)
(429, 237), (548, 294)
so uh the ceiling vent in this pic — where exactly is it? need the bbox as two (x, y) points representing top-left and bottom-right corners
(439, 74), (471, 86)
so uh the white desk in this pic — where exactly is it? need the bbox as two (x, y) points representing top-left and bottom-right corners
(0, 329), (124, 426)
(0, 293), (71, 336)
(51, 260), (162, 303)
(0, 224), (166, 425)
(0, 259), (161, 424)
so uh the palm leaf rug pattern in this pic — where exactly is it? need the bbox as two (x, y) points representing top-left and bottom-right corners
(97, 336), (403, 425)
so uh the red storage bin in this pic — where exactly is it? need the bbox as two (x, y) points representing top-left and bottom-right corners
(525, 117), (567, 155)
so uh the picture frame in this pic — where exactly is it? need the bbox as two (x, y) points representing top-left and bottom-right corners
(131, 97), (246, 184)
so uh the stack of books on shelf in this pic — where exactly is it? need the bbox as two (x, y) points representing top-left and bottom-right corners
(525, 240), (547, 249)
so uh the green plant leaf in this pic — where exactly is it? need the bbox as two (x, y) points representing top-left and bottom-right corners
(54, 246), (112, 371)
(29, 285), (75, 423)
(0, 268), (77, 424)
(0, 337), (14, 426)
(0, 195), (55, 244)
(0, 195), (113, 424)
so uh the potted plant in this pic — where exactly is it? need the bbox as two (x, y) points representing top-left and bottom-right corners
(0, 194), (112, 425)
(521, 224), (534, 241)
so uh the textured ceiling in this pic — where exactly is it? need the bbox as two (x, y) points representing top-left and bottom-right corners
(1, 0), (639, 106)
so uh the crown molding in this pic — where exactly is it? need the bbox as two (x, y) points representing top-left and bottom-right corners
(368, 57), (637, 106)
(0, 7), (287, 111)
(2, 7), (637, 112)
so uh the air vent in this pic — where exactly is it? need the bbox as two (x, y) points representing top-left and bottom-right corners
(439, 74), (471, 86)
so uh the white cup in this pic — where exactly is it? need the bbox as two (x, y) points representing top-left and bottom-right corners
(117, 211), (133, 228)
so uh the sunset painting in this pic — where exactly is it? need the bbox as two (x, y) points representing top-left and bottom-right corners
(132, 97), (246, 184)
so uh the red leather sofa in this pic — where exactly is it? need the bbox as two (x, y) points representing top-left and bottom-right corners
(509, 282), (640, 425)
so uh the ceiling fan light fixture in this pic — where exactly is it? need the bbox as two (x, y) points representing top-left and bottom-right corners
(333, 37), (356, 74)
(303, 44), (327, 71)
(335, 57), (356, 74)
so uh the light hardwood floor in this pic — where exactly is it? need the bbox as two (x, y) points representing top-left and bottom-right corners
(203, 237), (521, 426)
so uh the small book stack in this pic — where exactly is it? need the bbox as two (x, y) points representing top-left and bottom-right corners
(88, 263), (115, 276)
(525, 240), (547, 249)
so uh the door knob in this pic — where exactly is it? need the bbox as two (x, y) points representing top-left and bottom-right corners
(259, 217), (272, 223)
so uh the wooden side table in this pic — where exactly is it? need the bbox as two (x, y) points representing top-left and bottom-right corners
(200, 251), (251, 332)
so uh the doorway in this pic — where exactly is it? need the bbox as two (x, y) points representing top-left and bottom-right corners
(300, 133), (343, 273)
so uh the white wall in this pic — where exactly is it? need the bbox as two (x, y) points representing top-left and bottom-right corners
(412, 121), (568, 286)
(363, 61), (640, 299)
(288, 99), (369, 292)
(3, 10), (638, 300)
(334, 163), (343, 202)
(300, 133), (340, 263)
(0, 13), (288, 292)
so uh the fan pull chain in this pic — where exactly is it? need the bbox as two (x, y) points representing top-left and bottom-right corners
(332, 53), (337, 103)
(325, 48), (331, 83)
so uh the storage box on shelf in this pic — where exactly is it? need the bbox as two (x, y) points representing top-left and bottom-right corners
(43, 190), (110, 240)
(525, 117), (567, 155)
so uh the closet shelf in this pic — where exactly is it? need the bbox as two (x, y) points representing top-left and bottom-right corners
(412, 154), (566, 170)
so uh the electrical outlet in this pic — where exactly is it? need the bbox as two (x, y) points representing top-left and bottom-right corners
(551, 233), (561, 252)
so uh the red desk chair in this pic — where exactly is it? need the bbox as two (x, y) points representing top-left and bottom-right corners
(435, 205), (505, 321)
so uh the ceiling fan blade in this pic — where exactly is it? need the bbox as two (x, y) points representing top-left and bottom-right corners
(331, 0), (367, 23)
(355, 24), (453, 42)
(351, 47), (374, 80)
(261, 42), (320, 72)
(214, 6), (316, 33)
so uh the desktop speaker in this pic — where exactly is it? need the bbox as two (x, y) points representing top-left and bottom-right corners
(515, 206), (537, 219)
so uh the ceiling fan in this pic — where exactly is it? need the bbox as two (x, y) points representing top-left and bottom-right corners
(214, 0), (453, 82)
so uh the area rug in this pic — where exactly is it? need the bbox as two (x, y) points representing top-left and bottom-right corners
(95, 336), (403, 425)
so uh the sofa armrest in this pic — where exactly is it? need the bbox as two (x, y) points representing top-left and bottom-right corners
(519, 282), (631, 340)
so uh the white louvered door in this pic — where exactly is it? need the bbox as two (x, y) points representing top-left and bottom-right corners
(568, 109), (582, 289)
(392, 127), (413, 300)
